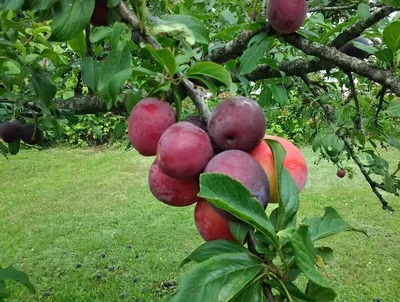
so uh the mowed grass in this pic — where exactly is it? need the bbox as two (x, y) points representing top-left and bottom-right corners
(0, 146), (399, 301)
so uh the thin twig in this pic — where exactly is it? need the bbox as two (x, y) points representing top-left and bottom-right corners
(301, 74), (394, 212)
(347, 72), (365, 135)
(375, 86), (387, 127)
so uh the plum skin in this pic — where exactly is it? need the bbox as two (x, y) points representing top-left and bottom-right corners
(268, 0), (308, 34)
(194, 199), (235, 242)
(156, 122), (213, 179)
(148, 160), (200, 207)
(0, 120), (23, 143)
(21, 123), (44, 145)
(207, 96), (266, 152)
(203, 150), (270, 220)
(128, 98), (176, 157)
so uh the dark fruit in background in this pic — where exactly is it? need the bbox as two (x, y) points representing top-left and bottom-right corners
(182, 115), (207, 132)
(148, 160), (200, 207)
(156, 122), (213, 179)
(128, 98), (176, 156)
(208, 96), (266, 152)
(0, 120), (23, 143)
(21, 123), (44, 145)
(268, 0), (308, 34)
(337, 169), (346, 178)
(90, 0), (109, 27)
(194, 199), (235, 242)
(339, 37), (371, 59)
(204, 150), (270, 220)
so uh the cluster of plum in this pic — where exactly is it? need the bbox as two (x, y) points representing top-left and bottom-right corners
(0, 120), (43, 145)
(128, 96), (308, 242)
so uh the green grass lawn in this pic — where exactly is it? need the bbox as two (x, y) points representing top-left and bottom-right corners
(0, 146), (399, 301)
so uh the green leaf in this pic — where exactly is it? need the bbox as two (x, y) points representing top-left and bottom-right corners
(67, 31), (86, 59)
(381, 0), (400, 8)
(113, 121), (126, 139)
(266, 139), (299, 230)
(306, 281), (336, 301)
(22, 0), (57, 10)
(126, 93), (142, 113)
(357, 4), (370, 21)
(0, 267), (36, 294)
(315, 247), (335, 266)
(269, 84), (288, 106)
(81, 57), (100, 92)
(180, 240), (249, 267)
(383, 21), (400, 53)
(304, 207), (367, 242)
(170, 253), (263, 302)
(198, 173), (278, 247)
(31, 70), (57, 107)
(163, 15), (209, 44)
(286, 225), (330, 289)
(0, 0), (23, 10)
(90, 27), (114, 43)
(239, 33), (269, 75)
(385, 100), (400, 116)
(0, 280), (9, 299)
(231, 279), (266, 302)
(229, 221), (252, 245)
(146, 46), (177, 75)
(186, 75), (217, 95)
(187, 62), (232, 89)
(51, 0), (95, 42)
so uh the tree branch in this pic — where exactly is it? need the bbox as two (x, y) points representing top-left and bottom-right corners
(284, 33), (400, 96)
(116, 1), (211, 121)
(301, 74), (394, 211)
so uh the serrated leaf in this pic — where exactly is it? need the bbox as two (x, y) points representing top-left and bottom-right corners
(81, 57), (100, 92)
(170, 253), (263, 302)
(0, 267), (35, 294)
(239, 33), (269, 75)
(304, 207), (367, 242)
(31, 70), (56, 107)
(286, 225), (330, 289)
(269, 84), (288, 106)
(163, 15), (209, 44)
(383, 21), (400, 53)
(381, 0), (400, 8)
(51, 0), (95, 42)
(180, 240), (248, 267)
(229, 221), (252, 245)
(198, 173), (278, 247)
(266, 139), (299, 230)
(231, 279), (266, 302)
(187, 62), (232, 89)
(306, 281), (336, 301)
(146, 46), (177, 75)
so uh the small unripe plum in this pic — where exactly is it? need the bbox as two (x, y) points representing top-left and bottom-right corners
(268, 0), (308, 34)
(21, 123), (43, 145)
(250, 136), (308, 203)
(148, 160), (200, 207)
(90, 0), (109, 27)
(0, 120), (23, 143)
(194, 199), (235, 242)
(157, 122), (213, 179)
(128, 98), (176, 156)
(204, 150), (270, 220)
(337, 169), (346, 178)
(208, 96), (266, 152)
(339, 37), (371, 60)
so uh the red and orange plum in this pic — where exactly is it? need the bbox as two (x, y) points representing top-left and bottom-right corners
(128, 98), (175, 157)
(194, 199), (235, 242)
(250, 136), (308, 203)
(148, 160), (200, 207)
(208, 96), (266, 152)
(157, 122), (213, 179)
